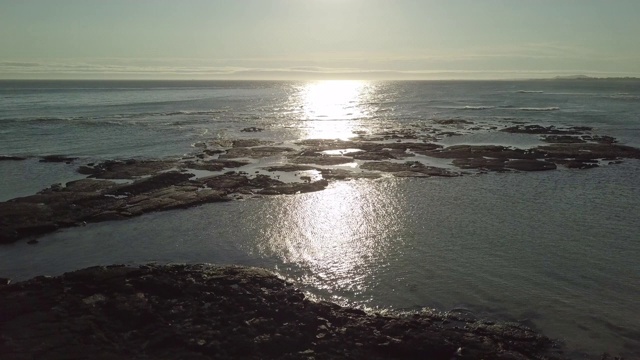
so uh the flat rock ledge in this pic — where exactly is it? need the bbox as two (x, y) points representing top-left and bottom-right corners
(0, 264), (566, 360)
(3, 122), (640, 244)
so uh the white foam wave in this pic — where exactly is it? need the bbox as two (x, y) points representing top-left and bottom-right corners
(609, 94), (640, 101)
(460, 106), (495, 110)
(518, 107), (560, 112)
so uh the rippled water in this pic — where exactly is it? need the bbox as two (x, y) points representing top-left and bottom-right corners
(2, 164), (639, 357)
(1, 80), (640, 358)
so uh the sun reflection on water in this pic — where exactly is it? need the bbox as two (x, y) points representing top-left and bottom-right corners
(292, 80), (374, 139)
(256, 180), (404, 296)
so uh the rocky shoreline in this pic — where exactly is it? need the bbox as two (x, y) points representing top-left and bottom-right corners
(2, 122), (640, 244)
(0, 264), (568, 360)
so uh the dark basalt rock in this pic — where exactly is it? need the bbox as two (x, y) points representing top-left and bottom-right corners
(0, 174), (227, 243)
(505, 159), (557, 171)
(501, 125), (589, 135)
(434, 119), (474, 125)
(109, 172), (195, 196)
(428, 145), (537, 160)
(360, 161), (459, 177)
(257, 180), (329, 195)
(0, 264), (566, 360)
(220, 146), (295, 159)
(349, 151), (398, 161)
(319, 169), (381, 180)
(0, 155), (27, 161)
(78, 160), (177, 179)
(39, 155), (78, 163)
(231, 139), (274, 148)
(554, 159), (600, 169)
(452, 158), (508, 171)
(184, 159), (250, 171)
(296, 139), (357, 150)
(3, 131), (639, 244)
(264, 165), (318, 172)
(583, 135), (617, 144)
(241, 127), (264, 132)
(291, 155), (355, 166)
(542, 135), (586, 144)
(538, 143), (640, 160)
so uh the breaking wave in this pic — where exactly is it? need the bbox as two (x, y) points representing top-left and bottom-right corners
(517, 107), (560, 112)
(459, 106), (495, 110)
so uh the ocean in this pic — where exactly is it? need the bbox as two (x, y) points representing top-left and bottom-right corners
(1, 79), (639, 358)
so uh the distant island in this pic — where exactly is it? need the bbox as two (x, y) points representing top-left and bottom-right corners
(552, 75), (639, 80)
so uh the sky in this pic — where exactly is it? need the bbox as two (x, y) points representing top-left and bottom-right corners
(1, 0), (639, 80)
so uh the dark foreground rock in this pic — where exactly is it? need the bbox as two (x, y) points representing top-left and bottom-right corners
(0, 264), (565, 360)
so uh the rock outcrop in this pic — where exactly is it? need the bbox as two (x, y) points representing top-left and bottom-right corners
(0, 264), (565, 360)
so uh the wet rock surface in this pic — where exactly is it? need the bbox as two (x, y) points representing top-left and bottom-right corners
(39, 155), (78, 163)
(0, 264), (566, 360)
(77, 160), (177, 179)
(0, 156), (27, 161)
(2, 124), (640, 244)
(220, 146), (295, 159)
(501, 125), (591, 135)
(183, 159), (249, 171)
(360, 161), (460, 177)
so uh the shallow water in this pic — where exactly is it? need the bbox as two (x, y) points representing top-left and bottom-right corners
(1, 80), (640, 358)
(1, 162), (639, 358)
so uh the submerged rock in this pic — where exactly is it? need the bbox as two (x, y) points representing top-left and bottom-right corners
(183, 159), (249, 171)
(360, 161), (459, 177)
(542, 135), (587, 144)
(501, 125), (590, 135)
(0, 264), (566, 360)
(538, 143), (640, 160)
(257, 180), (329, 195)
(264, 164), (318, 172)
(220, 146), (295, 159)
(39, 155), (78, 163)
(241, 127), (264, 132)
(0, 155), (27, 161)
(4, 130), (640, 244)
(505, 159), (557, 171)
(291, 155), (355, 166)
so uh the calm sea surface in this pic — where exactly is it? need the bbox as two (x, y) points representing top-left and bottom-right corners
(1, 80), (639, 358)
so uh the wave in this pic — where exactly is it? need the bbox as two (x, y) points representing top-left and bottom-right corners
(516, 90), (544, 94)
(163, 110), (228, 116)
(460, 106), (495, 110)
(609, 94), (640, 101)
(517, 107), (560, 112)
(1, 109), (229, 124)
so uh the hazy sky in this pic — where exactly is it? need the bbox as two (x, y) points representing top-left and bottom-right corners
(1, 0), (639, 79)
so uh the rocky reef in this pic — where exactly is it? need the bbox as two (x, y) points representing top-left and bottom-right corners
(0, 264), (565, 360)
(2, 122), (640, 244)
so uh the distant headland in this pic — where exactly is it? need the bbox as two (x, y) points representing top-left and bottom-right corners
(551, 75), (639, 80)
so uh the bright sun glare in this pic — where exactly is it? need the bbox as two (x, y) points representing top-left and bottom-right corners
(297, 80), (369, 139)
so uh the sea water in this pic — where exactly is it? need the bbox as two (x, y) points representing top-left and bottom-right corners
(1, 80), (639, 358)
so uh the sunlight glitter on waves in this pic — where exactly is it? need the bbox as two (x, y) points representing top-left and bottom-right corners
(294, 80), (373, 139)
(256, 181), (404, 291)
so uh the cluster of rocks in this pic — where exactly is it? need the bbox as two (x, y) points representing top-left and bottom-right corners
(2, 123), (640, 243)
(0, 264), (567, 360)
(0, 161), (330, 243)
